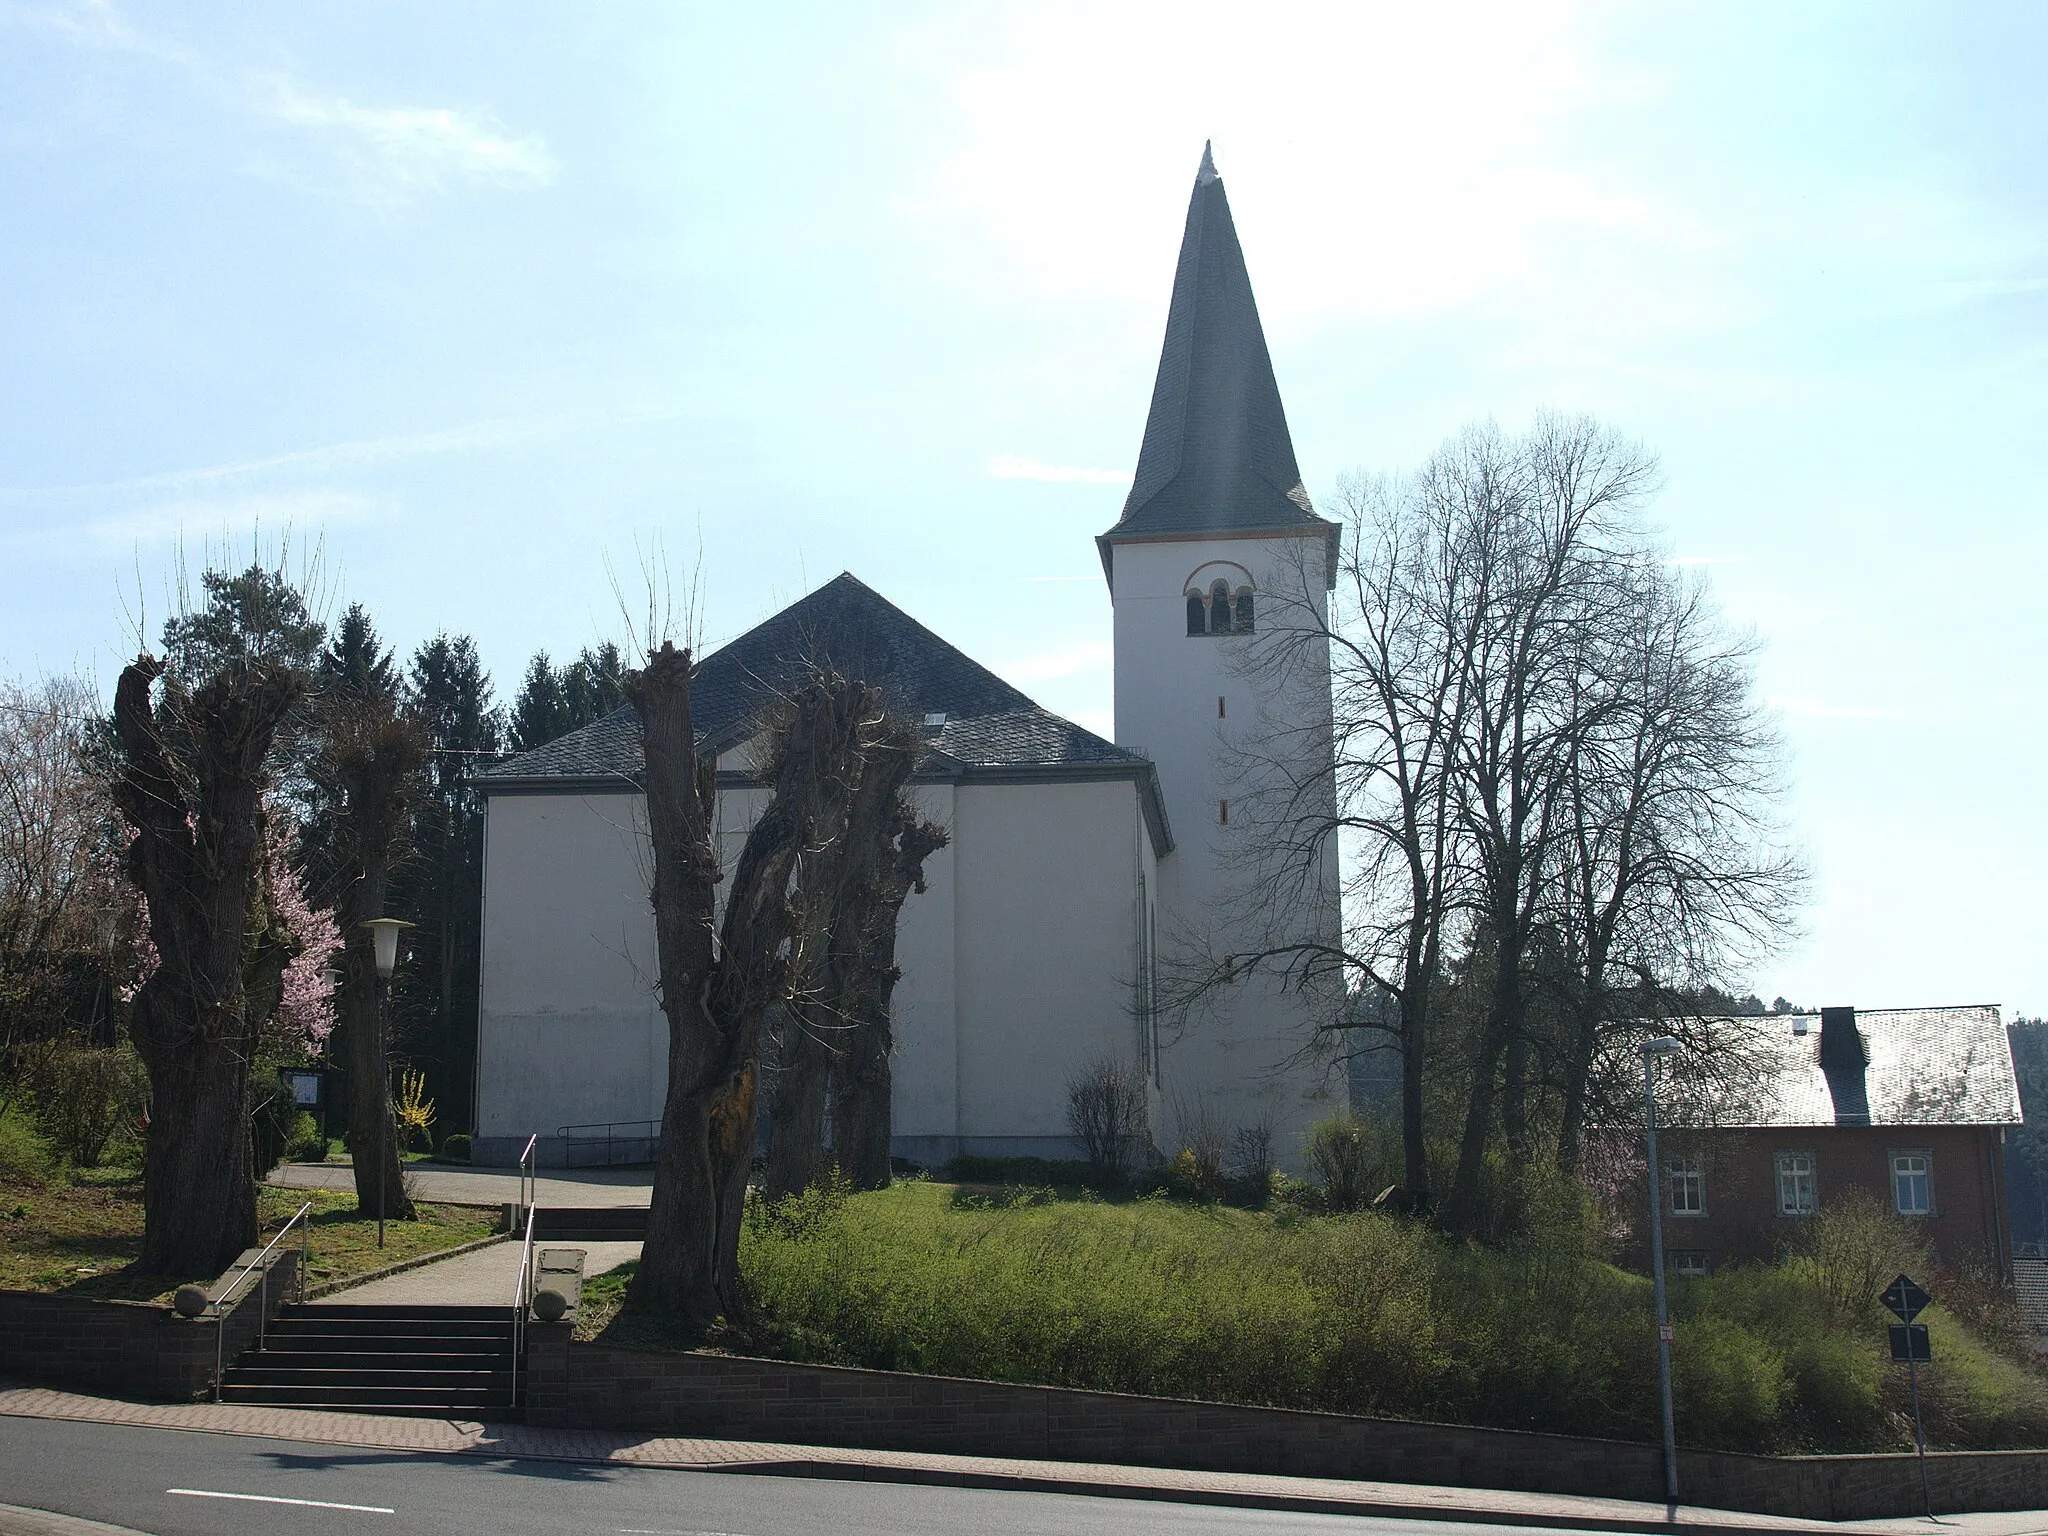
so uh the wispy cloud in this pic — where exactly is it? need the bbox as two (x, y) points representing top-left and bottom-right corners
(987, 453), (1130, 485)
(6, 1), (555, 205)
(5, 488), (384, 557)
(267, 79), (556, 197)
(0, 407), (680, 503)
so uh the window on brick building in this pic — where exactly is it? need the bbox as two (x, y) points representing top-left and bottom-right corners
(1669, 1159), (1705, 1217)
(1774, 1150), (1817, 1216)
(1891, 1150), (1932, 1216)
(1670, 1251), (1711, 1278)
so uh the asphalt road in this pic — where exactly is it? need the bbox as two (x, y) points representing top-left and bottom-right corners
(0, 1416), (1550, 1536)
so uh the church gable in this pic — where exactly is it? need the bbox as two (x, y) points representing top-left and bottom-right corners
(482, 575), (1169, 851)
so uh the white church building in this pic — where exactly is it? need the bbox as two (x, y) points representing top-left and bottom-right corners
(471, 148), (1347, 1169)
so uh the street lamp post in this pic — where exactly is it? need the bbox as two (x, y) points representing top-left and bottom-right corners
(364, 918), (411, 1250)
(1641, 1035), (1681, 1507)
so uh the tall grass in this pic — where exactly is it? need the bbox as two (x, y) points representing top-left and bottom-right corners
(736, 1181), (2048, 1453)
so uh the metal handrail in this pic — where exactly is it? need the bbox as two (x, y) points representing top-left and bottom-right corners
(517, 1132), (538, 1221)
(212, 1199), (315, 1403)
(509, 1201), (537, 1411)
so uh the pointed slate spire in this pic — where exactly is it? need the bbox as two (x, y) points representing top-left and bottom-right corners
(1098, 144), (1327, 582)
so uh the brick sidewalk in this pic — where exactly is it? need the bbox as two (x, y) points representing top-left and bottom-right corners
(2, 1377), (2022, 1535)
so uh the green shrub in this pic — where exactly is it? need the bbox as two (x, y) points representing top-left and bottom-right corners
(0, 1103), (52, 1186)
(1303, 1114), (1387, 1210)
(28, 1044), (147, 1168)
(284, 1113), (329, 1163)
(1795, 1188), (1932, 1321)
(440, 1133), (471, 1163)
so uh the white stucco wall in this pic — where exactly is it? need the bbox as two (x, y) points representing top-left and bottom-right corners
(1110, 531), (1346, 1166)
(475, 771), (1156, 1165)
(473, 791), (665, 1153)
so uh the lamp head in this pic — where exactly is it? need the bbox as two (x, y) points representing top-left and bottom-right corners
(1641, 1035), (1681, 1057)
(362, 918), (412, 980)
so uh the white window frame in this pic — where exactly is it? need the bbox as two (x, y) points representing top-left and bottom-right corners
(1775, 1150), (1817, 1217)
(1670, 1250), (1711, 1278)
(1668, 1158), (1706, 1218)
(1890, 1149), (1933, 1217)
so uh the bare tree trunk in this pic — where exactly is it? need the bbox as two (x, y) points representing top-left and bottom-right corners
(833, 808), (946, 1190)
(112, 654), (303, 1276)
(630, 652), (870, 1325)
(316, 697), (424, 1223)
(763, 1003), (833, 1200)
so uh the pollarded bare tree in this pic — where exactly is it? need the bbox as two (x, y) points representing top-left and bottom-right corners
(110, 651), (305, 1275)
(831, 795), (947, 1190)
(628, 647), (872, 1324)
(308, 684), (428, 1223)
(763, 704), (935, 1200)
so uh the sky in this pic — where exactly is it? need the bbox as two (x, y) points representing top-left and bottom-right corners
(2, 1), (2043, 1015)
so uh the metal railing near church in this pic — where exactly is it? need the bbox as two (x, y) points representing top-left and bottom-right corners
(558, 1119), (660, 1168)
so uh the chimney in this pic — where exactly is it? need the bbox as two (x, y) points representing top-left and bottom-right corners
(1819, 1005), (1863, 1069)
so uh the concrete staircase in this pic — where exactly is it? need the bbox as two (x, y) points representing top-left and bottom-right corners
(217, 1304), (517, 1416)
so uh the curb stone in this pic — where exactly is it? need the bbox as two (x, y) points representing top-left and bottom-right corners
(0, 1503), (150, 1536)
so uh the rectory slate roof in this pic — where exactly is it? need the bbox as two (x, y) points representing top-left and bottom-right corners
(1688, 1005), (2019, 1129)
(480, 575), (1168, 846)
(1097, 144), (1336, 584)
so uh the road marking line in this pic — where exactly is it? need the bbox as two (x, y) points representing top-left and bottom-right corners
(169, 1488), (395, 1514)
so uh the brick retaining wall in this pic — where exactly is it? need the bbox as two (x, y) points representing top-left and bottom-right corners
(0, 1247), (299, 1402)
(522, 1329), (2048, 1520)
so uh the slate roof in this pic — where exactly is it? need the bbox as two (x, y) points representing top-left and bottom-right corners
(1097, 144), (1336, 582)
(481, 576), (1165, 845)
(1691, 1006), (2020, 1129)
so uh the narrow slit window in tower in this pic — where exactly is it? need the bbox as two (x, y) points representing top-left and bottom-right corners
(1217, 695), (1226, 719)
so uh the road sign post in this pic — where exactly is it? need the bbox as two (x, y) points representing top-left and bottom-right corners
(1881, 1273), (1933, 1517)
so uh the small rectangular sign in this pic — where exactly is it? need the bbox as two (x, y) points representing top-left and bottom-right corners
(1658, 1322), (1675, 1344)
(287, 1071), (322, 1106)
(1889, 1323), (1931, 1362)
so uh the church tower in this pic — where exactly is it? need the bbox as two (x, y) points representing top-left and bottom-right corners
(1098, 144), (1343, 1160)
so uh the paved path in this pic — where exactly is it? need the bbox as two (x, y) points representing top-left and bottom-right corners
(269, 1161), (652, 1207)
(317, 1240), (643, 1306)
(2, 1378), (2038, 1536)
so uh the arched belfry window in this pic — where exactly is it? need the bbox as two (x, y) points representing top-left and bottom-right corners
(1210, 580), (1233, 634)
(1183, 562), (1255, 639)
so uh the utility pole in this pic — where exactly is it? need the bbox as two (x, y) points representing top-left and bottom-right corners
(1641, 1035), (1681, 1507)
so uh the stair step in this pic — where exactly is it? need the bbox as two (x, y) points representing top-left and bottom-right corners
(294, 1304), (510, 1322)
(243, 1351), (511, 1372)
(271, 1320), (512, 1339)
(230, 1367), (511, 1389)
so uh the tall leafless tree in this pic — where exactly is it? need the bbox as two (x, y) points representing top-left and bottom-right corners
(308, 689), (428, 1222)
(1547, 567), (1804, 1166)
(763, 705), (939, 1199)
(831, 796), (947, 1190)
(110, 652), (304, 1275)
(628, 647), (870, 1324)
(1222, 414), (1799, 1232)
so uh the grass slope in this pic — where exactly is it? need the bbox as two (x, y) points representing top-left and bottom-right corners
(582, 1179), (2048, 1455)
(0, 1166), (497, 1302)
